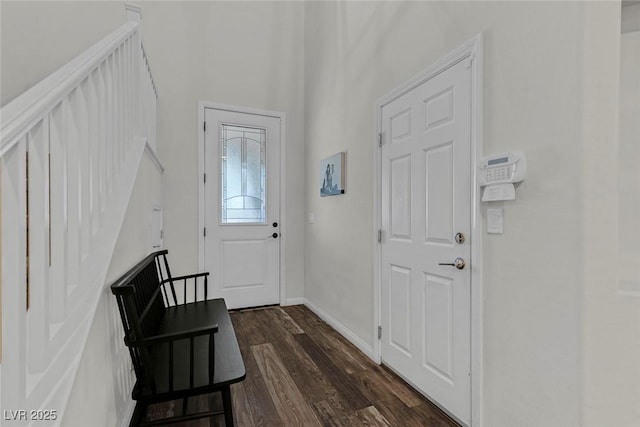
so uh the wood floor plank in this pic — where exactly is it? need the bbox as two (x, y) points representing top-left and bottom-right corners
(231, 309), (269, 347)
(308, 385), (369, 427)
(271, 306), (305, 334)
(355, 365), (425, 409)
(371, 400), (433, 427)
(352, 366), (459, 427)
(230, 312), (283, 426)
(373, 365), (424, 408)
(312, 399), (353, 427)
(251, 342), (323, 426)
(237, 308), (334, 407)
(356, 405), (392, 427)
(260, 310), (336, 405)
(294, 333), (372, 411)
(410, 402), (461, 427)
(231, 369), (281, 427)
(283, 305), (372, 374)
(230, 382), (256, 427)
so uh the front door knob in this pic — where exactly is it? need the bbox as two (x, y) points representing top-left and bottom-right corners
(439, 257), (465, 270)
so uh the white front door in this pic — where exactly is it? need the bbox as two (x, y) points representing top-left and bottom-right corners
(380, 58), (472, 424)
(203, 107), (281, 309)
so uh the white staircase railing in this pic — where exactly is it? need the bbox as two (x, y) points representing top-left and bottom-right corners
(0, 6), (156, 425)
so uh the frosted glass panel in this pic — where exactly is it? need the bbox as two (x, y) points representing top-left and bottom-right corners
(225, 138), (242, 208)
(246, 139), (262, 205)
(221, 125), (266, 223)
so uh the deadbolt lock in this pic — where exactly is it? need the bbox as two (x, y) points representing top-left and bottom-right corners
(455, 232), (465, 244)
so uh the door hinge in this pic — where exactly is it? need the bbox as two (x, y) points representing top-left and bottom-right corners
(378, 325), (382, 340)
(378, 229), (382, 243)
(203, 121), (206, 132)
(204, 173), (207, 183)
(378, 133), (383, 147)
(203, 227), (206, 237)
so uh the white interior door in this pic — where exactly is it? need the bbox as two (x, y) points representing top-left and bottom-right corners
(380, 58), (472, 424)
(204, 107), (280, 309)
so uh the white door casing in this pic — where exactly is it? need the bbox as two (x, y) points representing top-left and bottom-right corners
(377, 36), (482, 426)
(201, 106), (282, 309)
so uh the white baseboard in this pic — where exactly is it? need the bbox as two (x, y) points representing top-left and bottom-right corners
(283, 297), (304, 306)
(302, 298), (376, 362)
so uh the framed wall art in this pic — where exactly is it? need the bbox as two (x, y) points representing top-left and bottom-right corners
(320, 152), (345, 197)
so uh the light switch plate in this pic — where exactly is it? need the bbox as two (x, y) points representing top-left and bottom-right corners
(487, 208), (504, 234)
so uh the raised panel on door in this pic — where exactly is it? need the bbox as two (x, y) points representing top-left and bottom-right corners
(424, 86), (454, 131)
(390, 154), (412, 241)
(425, 143), (454, 246)
(390, 108), (412, 143)
(221, 239), (266, 289)
(389, 265), (413, 356)
(423, 272), (454, 383)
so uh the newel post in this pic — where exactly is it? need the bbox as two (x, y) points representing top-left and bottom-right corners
(125, 3), (142, 22)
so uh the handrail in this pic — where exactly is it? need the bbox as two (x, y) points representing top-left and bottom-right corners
(0, 21), (141, 156)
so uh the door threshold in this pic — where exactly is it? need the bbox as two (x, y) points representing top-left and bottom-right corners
(229, 304), (280, 313)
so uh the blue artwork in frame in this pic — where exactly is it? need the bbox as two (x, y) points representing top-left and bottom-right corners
(320, 152), (345, 197)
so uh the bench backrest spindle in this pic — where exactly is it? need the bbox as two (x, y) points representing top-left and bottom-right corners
(161, 252), (178, 306)
(155, 256), (170, 306)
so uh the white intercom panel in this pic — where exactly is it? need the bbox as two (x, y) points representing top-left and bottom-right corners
(479, 151), (527, 186)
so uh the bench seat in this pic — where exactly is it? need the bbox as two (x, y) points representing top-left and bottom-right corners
(135, 299), (245, 399)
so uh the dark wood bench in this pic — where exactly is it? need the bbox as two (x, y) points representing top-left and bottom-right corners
(110, 250), (246, 426)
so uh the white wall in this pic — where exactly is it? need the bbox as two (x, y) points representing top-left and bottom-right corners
(583, 4), (640, 426)
(139, 2), (306, 302)
(303, 2), (626, 426)
(0, 1), (123, 106)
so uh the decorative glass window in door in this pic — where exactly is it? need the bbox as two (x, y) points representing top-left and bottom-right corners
(220, 124), (266, 224)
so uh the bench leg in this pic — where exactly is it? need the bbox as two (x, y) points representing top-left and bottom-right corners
(129, 401), (147, 427)
(221, 385), (234, 427)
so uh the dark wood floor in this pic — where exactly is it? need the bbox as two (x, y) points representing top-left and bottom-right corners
(144, 305), (459, 426)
